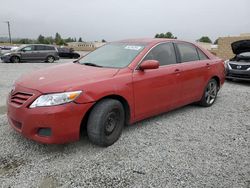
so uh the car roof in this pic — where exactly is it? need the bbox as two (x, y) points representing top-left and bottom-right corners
(114, 38), (180, 45)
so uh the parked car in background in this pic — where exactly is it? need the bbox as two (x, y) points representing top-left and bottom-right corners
(0, 46), (18, 56)
(57, 47), (80, 59)
(225, 40), (250, 81)
(7, 39), (225, 146)
(1, 44), (59, 63)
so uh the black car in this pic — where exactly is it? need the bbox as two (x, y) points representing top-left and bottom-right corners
(225, 40), (250, 81)
(57, 48), (80, 59)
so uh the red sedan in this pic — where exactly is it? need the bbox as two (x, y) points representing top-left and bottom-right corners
(7, 39), (225, 146)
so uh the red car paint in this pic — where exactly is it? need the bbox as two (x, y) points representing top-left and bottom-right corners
(7, 39), (225, 144)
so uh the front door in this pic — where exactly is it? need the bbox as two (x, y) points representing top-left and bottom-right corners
(132, 42), (182, 121)
(20, 45), (35, 60)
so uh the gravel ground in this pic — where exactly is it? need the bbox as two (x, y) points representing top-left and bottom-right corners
(0, 60), (249, 188)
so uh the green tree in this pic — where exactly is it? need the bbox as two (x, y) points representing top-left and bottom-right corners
(102, 39), (106, 42)
(44, 37), (54, 44)
(198, 36), (212, 43)
(155, 32), (177, 39)
(78, 37), (83, 42)
(164, 32), (177, 39)
(55, 32), (65, 45)
(37, 35), (45, 44)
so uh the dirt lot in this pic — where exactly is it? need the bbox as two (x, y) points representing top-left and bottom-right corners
(0, 60), (249, 187)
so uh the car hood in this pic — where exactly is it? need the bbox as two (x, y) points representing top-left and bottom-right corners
(16, 63), (120, 93)
(231, 40), (250, 54)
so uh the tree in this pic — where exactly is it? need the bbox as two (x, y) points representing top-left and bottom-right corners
(164, 32), (177, 39)
(44, 37), (54, 44)
(37, 35), (45, 44)
(155, 32), (177, 39)
(54, 32), (66, 45)
(197, 36), (212, 43)
(102, 39), (106, 43)
(78, 37), (83, 42)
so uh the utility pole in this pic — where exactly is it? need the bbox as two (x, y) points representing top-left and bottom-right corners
(5, 21), (12, 44)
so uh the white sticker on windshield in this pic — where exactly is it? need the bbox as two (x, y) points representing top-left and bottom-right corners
(124, 45), (142, 50)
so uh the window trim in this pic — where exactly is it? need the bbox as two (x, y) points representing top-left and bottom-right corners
(134, 42), (178, 70)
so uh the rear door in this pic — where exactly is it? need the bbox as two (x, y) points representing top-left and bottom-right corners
(175, 42), (211, 103)
(132, 42), (182, 121)
(34, 45), (46, 60)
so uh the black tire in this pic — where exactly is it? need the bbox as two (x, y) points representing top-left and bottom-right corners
(199, 79), (218, 107)
(46, 56), (55, 63)
(87, 99), (125, 147)
(10, 56), (20, 63)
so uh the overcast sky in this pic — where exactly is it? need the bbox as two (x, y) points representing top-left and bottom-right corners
(0, 0), (249, 42)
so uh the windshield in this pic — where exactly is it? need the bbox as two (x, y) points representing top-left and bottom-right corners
(79, 43), (145, 68)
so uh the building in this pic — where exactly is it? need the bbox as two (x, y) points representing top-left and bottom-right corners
(67, 41), (106, 51)
(210, 33), (250, 60)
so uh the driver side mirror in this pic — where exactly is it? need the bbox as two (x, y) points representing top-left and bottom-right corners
(139, 60), (159, 70)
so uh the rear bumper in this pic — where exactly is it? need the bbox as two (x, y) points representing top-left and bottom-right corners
(55, 55), (60, 61)
(226, 69), (250, 81)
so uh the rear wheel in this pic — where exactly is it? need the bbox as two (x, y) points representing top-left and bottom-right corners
(87, 99), (125, 147)
(46, 56), (55, 63)
(199, 79), (218, 107)
(10, 56), (20, 63)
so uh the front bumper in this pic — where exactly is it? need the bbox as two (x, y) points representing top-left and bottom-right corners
(7, 85), (93, 144)
(226, 69), (250, 81)
(1, 55), (11, 62)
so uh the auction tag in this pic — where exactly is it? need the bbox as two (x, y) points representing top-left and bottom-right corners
(124, 46), (142, 50)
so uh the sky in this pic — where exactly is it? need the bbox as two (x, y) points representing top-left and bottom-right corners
(0, 0), (249, 43)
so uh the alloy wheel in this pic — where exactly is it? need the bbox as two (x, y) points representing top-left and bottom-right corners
(205, 81), (217, 105)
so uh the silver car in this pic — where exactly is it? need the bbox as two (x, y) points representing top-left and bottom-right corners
(225, 40), (250, 81)
(1, 44), (59, 63)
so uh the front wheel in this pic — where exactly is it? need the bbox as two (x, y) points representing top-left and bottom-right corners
(10, 56), (20, 63)
(87, 99), (125, 147)
(199, 79), (218, 107)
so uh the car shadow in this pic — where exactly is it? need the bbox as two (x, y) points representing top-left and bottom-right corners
(226, 79), (250, 86)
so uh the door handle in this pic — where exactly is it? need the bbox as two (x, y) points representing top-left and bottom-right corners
(175, 69), (180, 72)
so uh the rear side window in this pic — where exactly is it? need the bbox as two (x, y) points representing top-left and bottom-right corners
(35, 45), (45, 51)
(144, 43), (177, 66)
(177, 43), (199, 62)
(197, 48), (209, 60)
(44, 46), (55, 51)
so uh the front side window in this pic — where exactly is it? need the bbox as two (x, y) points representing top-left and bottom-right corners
(143, 43), (177, 66)
(79, 43), (145, 68)
(22, 46), (34, 51)
(177, 43), (199, 62)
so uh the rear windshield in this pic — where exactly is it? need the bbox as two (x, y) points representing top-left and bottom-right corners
(79, 43), (145, 68)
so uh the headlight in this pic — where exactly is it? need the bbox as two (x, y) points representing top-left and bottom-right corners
(29, 91), (82, 108)
(3, 52), (11, 56)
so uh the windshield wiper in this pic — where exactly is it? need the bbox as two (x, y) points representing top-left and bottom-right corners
(82, 62), (103, 67)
